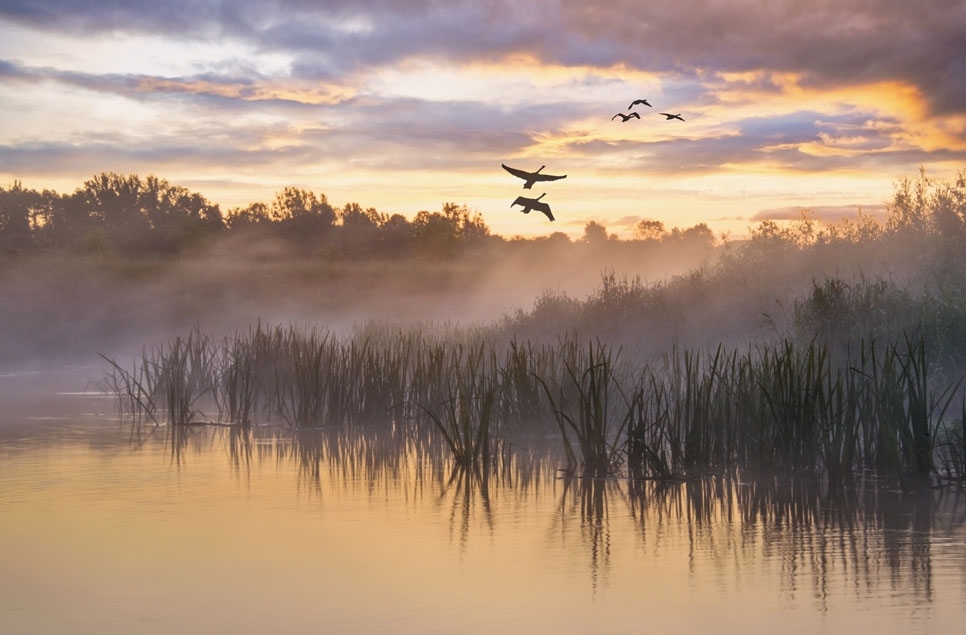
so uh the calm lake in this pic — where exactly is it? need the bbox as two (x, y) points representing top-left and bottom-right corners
(2, 366), (965, 634)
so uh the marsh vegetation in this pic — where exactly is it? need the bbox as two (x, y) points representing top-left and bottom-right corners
(5, 168), (966, 486)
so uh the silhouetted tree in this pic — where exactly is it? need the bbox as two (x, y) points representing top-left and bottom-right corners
(887, 167), (932, 235)
(56, 173), (222, 253)
(634, 219), (666, 241)
(24, 189), (64, 249)
(225, 202), (271, 230)
(815, 209), (884, 245)
(581, 220), (610, 246)
(411, 209), (459, 258)
(538, 231), (572, 246)
(269, 187), (336, 251)
(442, 202), (490, 245)
(0, 181), (36, 252)
(139, 176), (223, 251)
(336, 202), (385, 257)
(380, 213), (413, 258)
(73, 173), (152, 252)
(665, 222), (716, 248)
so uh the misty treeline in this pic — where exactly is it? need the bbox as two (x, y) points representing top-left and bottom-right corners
(502, 168), (966, 347)
(1, 168), (964, 364)
(0, 171), (718, 257)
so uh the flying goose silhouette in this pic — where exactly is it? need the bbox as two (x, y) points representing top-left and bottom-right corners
(629, 99), (652, 109)
(660, 112), (685, 121)
(501, 163), (567, 189)
(511, 192), (554, 221)
(612, 112), (641, 122)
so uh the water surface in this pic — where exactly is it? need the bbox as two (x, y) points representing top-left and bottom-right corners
(2, 368), (965, 634)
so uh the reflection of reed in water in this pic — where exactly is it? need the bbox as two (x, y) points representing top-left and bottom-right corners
(436, 441), (558, 553)
(553, 477), (616, 593)
(442, 464), (493, 553)
(166, 420), (197, 467)
(227, 424), (252, 477)
(131, 419), (963, 604)
(621, 471), (963, 607)
(262, 423), (450, 497)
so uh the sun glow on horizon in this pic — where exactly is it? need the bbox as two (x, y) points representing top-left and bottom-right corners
(1, 3), (963, 242)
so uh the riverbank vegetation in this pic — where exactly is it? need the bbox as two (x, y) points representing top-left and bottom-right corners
(5, 168), (966, 486)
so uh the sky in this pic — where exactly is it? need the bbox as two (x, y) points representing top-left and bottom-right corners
(1, 1), (964, 239)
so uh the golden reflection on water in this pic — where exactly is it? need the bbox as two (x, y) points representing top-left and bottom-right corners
(2, 409), (966, 633)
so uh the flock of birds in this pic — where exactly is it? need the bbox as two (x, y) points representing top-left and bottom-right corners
(612, 98), (685, 122)
(502, 164), (566, 221)
(502, 98), (685, 222)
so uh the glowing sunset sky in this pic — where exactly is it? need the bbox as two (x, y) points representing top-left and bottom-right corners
(1, 1), (964, 238)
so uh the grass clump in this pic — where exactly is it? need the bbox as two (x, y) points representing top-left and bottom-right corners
(538, 340), (634, 477)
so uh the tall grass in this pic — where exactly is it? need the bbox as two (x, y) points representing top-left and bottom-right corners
(103, 322), (965, 487)
(418, 343), (497, 468)
(622, 335), (963, 486)
(100, 328), (214, 429)
(537, 340), (634, 476)
(934, 401), (966, 483)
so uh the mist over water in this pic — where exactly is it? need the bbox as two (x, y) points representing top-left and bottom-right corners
(2, 170), (966, 633)
(0, 232), (716, 368)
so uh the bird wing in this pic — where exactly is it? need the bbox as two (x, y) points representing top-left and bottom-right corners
(510, 195), (528, 207)
(502, 164), (535, 181)
(630, 112), (641, 119)
(533, 201), (555, 221)
(612, 114), (623, 120)
(660, 113), (673, 118)
(532, 172), (567, 182)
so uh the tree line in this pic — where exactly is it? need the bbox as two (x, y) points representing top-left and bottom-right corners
(2, 169), (963, 259)
(0, 172), (719, 258)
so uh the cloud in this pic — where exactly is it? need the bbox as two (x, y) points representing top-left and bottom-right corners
(562, 107), (966, 175)
(4, 1), (963, 115)
(0, 58), (354, 109)
(4, 2), (964, 140)
(551, 1), (966, 114)
(0, 0), (226, 37)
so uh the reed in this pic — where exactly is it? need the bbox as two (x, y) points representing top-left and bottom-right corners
(418, 342), (496, 468)
(497, 338), (556, 429)
(159, 331), (215, 426)
(537, 340), (634, 476)
(868, 336), (962, 485)
(100, 351), (163, 431)
(104, 320), (966, 487)
(213, 332), (259, 426)
(269, 326), (337, 428)
(101, 329), (215, 428)
(934, 400), (966, 483)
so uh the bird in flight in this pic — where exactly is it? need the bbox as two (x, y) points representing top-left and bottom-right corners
(501, 163), (567, 189)
(629, 99), (652, 109)
(511, 193), (554, 221)
(660, 112), (685, 121)
(612, 112), (641, 122)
